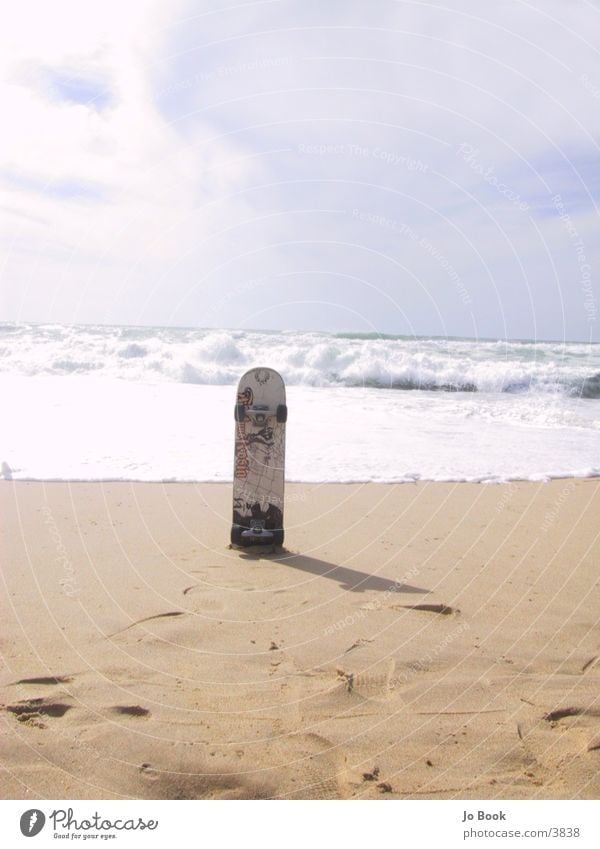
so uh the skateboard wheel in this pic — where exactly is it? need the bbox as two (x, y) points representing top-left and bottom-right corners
(234, 404), (246, 422)
(276, 404), (287, 423)
(272, 529), (284, 547)
(230, 524), (245, 546)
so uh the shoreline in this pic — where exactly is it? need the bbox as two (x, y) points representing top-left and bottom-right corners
(2, 479), (599, 800)
(3, 473), (600, 484)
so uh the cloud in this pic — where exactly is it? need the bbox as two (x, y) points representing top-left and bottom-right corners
(0, 0), (268, 324)
(1, 0), (599, 339)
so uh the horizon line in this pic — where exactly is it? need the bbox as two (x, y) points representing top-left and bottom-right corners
(0, 318), (596, 346)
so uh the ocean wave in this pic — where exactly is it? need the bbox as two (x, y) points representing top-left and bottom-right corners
(1, 322), (599, 397)
(118, 343), (148, 359)
(579, 372), (600, 399)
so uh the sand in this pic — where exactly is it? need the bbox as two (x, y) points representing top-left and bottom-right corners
(1, 479), (599, 800)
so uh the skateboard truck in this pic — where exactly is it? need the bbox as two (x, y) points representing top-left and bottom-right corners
(235, 403), (288, 425)
(230, 521), (284, 548)
(247, 405), (272, 426)
(241, 520), (274, 544)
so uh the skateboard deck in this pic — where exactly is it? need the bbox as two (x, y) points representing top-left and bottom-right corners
(231, 367), (287, 547)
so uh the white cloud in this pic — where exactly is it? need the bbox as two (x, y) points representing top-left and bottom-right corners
(0, 0), (267, 324)
(1, 0), (599, 339)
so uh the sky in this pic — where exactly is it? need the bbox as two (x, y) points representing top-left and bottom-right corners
(1, 0), (599, 341)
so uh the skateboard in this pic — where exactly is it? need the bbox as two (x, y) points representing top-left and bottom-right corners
(231, 367), (287, 548)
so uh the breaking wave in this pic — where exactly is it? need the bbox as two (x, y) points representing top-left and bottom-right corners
(1, 322), (599, 398)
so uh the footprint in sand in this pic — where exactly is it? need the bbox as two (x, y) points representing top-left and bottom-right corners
(337, 658), (397, 701)
(137, 762), (271, 799)
(12, 675), (73, 685)
(544, 706), (600, 723)
(4, 697), (72, 724)
(182, 586), (226, 611)
(139, 763), (160, 781)
(5, 698), (72, 718)
(287, 733), (351, 800)
(542, 705), (600, 769)
(344, 638), (373, 654)
(110, 705), (151, 718)
(391, 603), (458, 616)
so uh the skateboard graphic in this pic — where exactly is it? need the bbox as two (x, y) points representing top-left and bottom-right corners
(231, 367), (287, 547)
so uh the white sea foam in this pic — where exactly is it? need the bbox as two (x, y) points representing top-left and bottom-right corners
(1, 323), (599, 483)
(1, 323), (599, 396)
(1, 375), (599, 484)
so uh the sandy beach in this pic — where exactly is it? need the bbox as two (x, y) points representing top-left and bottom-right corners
(1, 479), (599, 800)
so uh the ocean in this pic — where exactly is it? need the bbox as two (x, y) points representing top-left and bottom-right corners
(1, 322), (599, 483)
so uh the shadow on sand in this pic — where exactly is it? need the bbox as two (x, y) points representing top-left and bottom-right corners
(239, 549), (429, 594)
